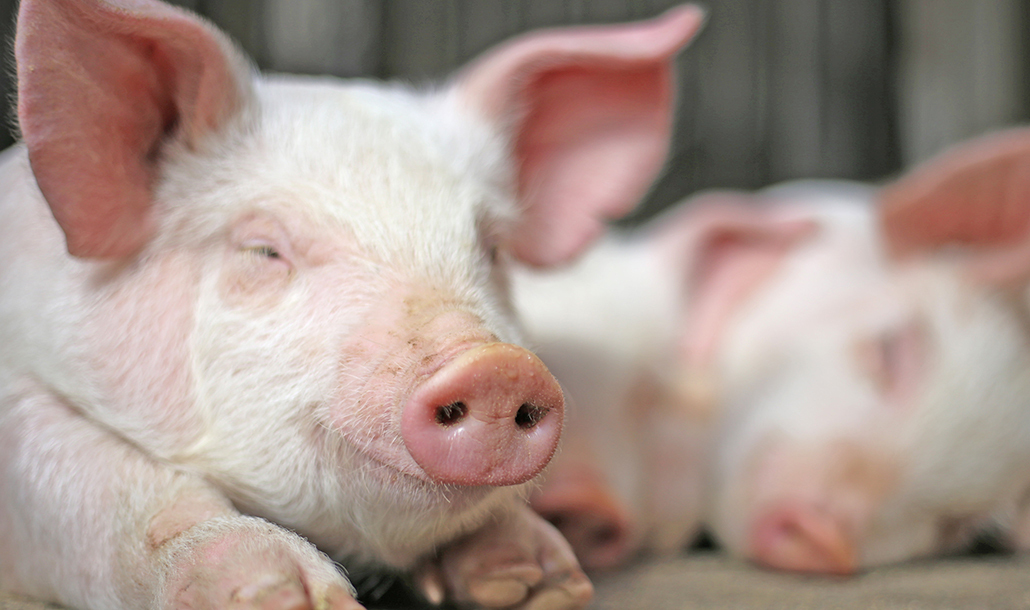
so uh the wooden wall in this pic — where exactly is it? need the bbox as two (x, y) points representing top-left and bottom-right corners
(1, 0), (1027, 219)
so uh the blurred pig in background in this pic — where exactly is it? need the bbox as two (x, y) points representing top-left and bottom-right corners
(513, 190), (813, 571)
(707, 127), (1030, 575)
(0, 1), (705, 609)
(517, 126), (1030, 577)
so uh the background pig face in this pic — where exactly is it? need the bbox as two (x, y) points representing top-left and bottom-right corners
(705, 190), (1030, 574)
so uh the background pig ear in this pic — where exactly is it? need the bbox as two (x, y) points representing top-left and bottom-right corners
(16, 0), (253, 259)
(879, 127), (1030, 284)
(454, 5), (706, 267)
(651, 193), (817, 372)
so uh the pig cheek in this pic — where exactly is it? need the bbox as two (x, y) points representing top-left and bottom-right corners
(86, 253), (205, 455)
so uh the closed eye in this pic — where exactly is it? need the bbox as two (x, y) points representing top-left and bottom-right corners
(854, 320), (925, 405)
(251, 244), (281, 259)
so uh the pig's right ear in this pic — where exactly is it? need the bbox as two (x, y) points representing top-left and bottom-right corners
(880, 126), (1030, 284)
(453, 5), (706, 267)
(16, 0), (253, 259)
(651, 193), (817, 376)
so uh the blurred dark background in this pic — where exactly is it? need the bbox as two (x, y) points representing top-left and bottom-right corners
(0, 0), (1027, 220)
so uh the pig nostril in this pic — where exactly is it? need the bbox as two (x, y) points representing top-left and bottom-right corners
(515, 403), (547, 429)
(546, 514), (567, 530)
(591, 525), (621, 547)
(435, 401), (468, 426)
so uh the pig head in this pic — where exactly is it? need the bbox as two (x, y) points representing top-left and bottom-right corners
(694, 129), (1030, 575)
(0, 1), (705, 609)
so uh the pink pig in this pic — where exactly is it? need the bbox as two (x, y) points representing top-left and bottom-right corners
(0, 1), (705, 609)
(699, 127), (1030, 575)
(517, 126), (1030, 576)
(514, 197), (813, 570)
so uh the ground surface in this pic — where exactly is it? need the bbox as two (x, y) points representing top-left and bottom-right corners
(3, 551), (1030, 610)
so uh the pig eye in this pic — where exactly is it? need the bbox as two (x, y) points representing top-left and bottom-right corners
(252, 245), (281, 259)
(855, 321), (924, 404)
(489, 244), (500, 264)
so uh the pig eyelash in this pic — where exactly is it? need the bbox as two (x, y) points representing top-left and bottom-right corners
(251, 245), (281, 259)
(239, 240), (288, 263)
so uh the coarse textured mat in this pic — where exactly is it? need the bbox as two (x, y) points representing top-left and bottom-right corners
(3, 551), (1030, 610)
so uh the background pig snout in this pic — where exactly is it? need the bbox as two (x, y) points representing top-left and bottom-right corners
(531, 466), (636, 571)
(750, 504), (858, 575)
(401, 343), (564, 486)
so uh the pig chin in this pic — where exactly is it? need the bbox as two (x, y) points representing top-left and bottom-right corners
(320, 437), (525, 567)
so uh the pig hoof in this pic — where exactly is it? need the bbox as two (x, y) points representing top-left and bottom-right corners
(159, 516), (362, 610)
(523, 579), (593, 610)
(420, 504), (593, 609)
(467, 565), (544, 607)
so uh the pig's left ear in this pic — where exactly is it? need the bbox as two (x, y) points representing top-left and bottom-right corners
(880, 126), (1030, 284)
(651, 193), (817, 374)
(454, 5), (706, 267)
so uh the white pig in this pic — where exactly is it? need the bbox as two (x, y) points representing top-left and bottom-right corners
(511, 201), (797, 569)
(0, 1), (706, 609)
(701, 128), (1030, 575)
(518, 126), (1030, 576)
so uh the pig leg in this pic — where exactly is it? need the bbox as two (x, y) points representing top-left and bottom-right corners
(0, 387), (359, 610)
(415, 503), (592, 610)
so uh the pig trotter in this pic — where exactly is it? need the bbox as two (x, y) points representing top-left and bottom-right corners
(415, 503), (592, 610)
(156, 516), (363, 610)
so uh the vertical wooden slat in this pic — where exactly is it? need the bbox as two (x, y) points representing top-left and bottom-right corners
(380, 0), (461, 80)
(0, 0), (19, 148)
(636, 0), (767, 220)
(764, 0), (824, 181)
(455, 0), (516, 61)
(819, 0), (897, 179)
(897, 0), (1028, 165)
(197, 0), (268, 66)
(261, 0), (382, 77)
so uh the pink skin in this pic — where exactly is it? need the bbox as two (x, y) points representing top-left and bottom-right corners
(750, 504), (858, 576)
(403, 343), (565, 487)
(1, 1), (706, 609)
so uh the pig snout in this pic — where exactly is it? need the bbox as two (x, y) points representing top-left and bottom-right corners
(750, 504), (858, 575)
(401, 343), (564, 486)
(530, 466), (636, 571)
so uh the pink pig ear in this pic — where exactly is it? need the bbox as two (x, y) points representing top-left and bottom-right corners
(16, 0), (252, 259)
(455, 5), (706, 267)
(651, 193), (817, 372)
(879, 127), (1030, 284)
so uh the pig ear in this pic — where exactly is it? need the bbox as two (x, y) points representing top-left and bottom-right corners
(879, 127), (1030, 284)
(454, 5), (706, 267)
(651, 193), (817, 372)
(16, 0), (252, 259)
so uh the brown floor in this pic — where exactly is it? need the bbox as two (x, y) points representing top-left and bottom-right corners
(591, 552), (1030, 610)
(3, 552), (1030, 610)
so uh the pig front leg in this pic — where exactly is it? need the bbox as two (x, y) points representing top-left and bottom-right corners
(415, 503), (592, 610)
(0, 388), (359, 610)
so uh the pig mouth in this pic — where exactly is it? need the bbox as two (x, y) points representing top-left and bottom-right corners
(340, 433), (512, 510)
